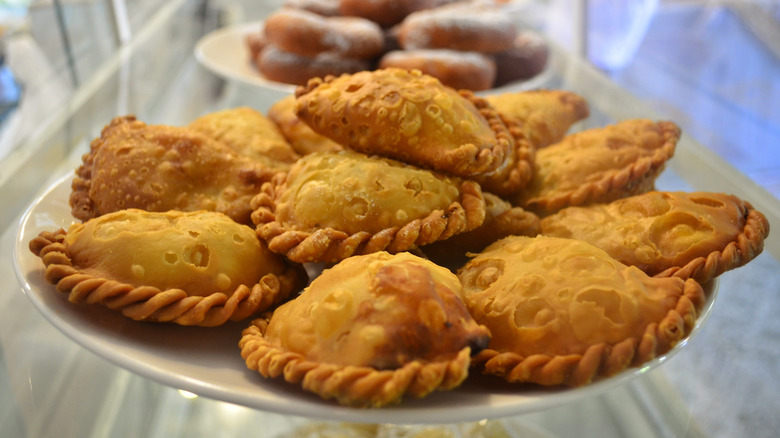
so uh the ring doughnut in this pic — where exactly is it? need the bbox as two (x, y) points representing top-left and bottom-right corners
(398, 3), (517, 53)
(339, 0), (434, 28)
(255, 45), (372, 86)
(379, 49), (496, 91)
(263, 8), (385, 59)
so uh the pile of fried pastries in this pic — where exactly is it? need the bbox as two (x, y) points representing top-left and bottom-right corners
(29, 68), (770, 408)
(246, 0), (548, 90)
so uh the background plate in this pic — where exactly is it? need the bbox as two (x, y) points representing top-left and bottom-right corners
(13, 174), (718, 424)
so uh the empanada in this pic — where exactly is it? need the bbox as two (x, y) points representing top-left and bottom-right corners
(421, 192), (541, 270)
(239, 251), (491, 407)
(485, 89), (589, 148)
(540, 191), (770, 283)
(266, 95), (343, 155)
(514, 119), (679, 216)
(457, 235), (706, 386)
(70, 116), (276, 225)
(28, 209), (306, 326)
(251, 151), (486, 263)
(294, 68), (520, 178)
(188, 106), (300, 170)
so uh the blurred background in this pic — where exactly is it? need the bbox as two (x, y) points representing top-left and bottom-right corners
(0, 0), (777, 199)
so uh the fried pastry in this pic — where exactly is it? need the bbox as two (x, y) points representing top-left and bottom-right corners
(250, 151), (486, 263)
(485, 89), (589, 148)
(28, 210), (306, 326)
(188, 106), (300, 170)
(514, 119), (680, 216)
(70, 116), (275, 225)
(540, 191), (770, 284)
(458, 235), (706, 386)
(266, 95), (342, 155)
(239, 251), (491, 407)
(294, 68), (519, 178)
(421, 192), (541, 269)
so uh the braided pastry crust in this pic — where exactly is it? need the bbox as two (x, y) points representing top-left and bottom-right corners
(515, 119), (679, 216)
(294, 68), (517, 178)
(458, 235), (706, 387)
(240, 317), (473, 407)
(28, 212), (306, 327)
(250, 152), (486, 264)
(654, 203), (770, 284)
(471, 278), (705, 386)
(541, 191), (770, 284)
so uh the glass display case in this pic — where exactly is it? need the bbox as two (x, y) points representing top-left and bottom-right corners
(1, 1), (778, 437)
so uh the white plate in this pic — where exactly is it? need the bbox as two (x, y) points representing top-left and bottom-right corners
(194, 21), (296, 93)
(193, 21), (553, 94)
(13, 174), (718, 424)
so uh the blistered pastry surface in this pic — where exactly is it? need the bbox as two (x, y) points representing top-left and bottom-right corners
(541, 191), (770, 280)
(458, 236), (688, 357)
(64, 209), (285, 296)
(188, 106), (300, 169)
(264, 251), (489, 367)
(485, 89), (589, 148)
(275, 151), (463, 234)
(516, 119), (679, 215)
(294, 68), (512, 176)
(70, 116), (274, 225)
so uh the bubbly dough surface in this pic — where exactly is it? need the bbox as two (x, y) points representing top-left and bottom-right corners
(64, 209), (286, 296)
(540, 191), (751, 275)
(295, 68), (507, 176)
(188, 106), (300, 169)
(264, 251), (490, 368)
(275, 151), (463, 234)
(458, 236), (685, 356)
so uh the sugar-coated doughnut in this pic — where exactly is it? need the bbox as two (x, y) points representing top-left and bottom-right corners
(493, 30), (549, 87)
(255, 45), (371, 86)
(379, 49), (496, 91)
(263, 8), (385, 59)
(339, 0), (435, 28)
(398, 3), (517, 53)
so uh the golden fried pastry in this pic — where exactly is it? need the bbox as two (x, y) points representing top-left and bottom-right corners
(458, 235), (706, 386)
(514, 119), (680, 216)
(397, 2), (517, 53)
(421, 192), (541, 269)
(188, 107), (300, 170)
(485, 89), (589, 149)
(28, 210), (306, 326)
(266, 95), (342, 155)
(239, 251), (491, 406)
(540, 191), (770, 284)
(379, 49), (497, 91)
(339, 0), (434, 28)
(264, 8), (385, 59)
(466, 99), (535, 196)
(295, 68), (518, 178)
(250, 151), (486, 263)
(70, 116), (275, 225)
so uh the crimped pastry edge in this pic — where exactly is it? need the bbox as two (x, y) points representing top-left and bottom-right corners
(521, 120), (680, 216)
(28, 229), (305, 327)
(294, 72), (516, 177)
(250, 171), (486, 264)
(654, 200), (770, 284)
(239, 316), (473, 408)
(470, 278), (706, 387)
